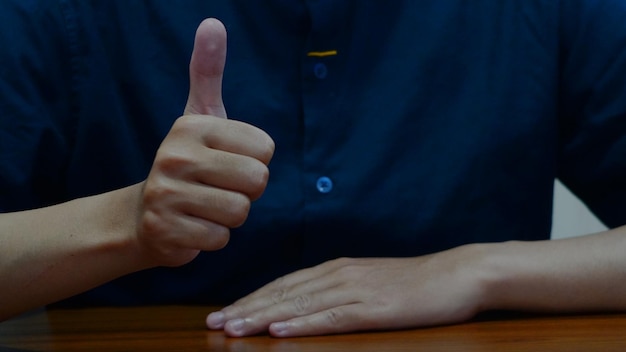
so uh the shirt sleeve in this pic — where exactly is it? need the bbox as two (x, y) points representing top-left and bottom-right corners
(0, 1), (77, 212)
(557, 0), (626, 228)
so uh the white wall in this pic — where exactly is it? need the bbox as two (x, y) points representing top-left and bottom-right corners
(550, 180), (607, 239)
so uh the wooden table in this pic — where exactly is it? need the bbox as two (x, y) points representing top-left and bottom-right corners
(1, 306), (625, 351)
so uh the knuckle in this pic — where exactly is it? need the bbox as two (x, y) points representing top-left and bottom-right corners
(139, 208), (167, 237)
(335, 263), (363, 280)
(244, 125), (275, 165)
(267, 276), (285, 290)
(171, 115), (222, 140)
(247, 163), (270, 200)
(141, 180), (174, 211)
(169, 116), (195, 139)
(172, 114), (204, 133)
(154, 149), (193, 177)
(293, 294), (312, 315)
(137, 212), (184, 264)
(259, 136), (275, 164)
(325, 308), (343, 327)
(271, 288), (288, 304)
(224, 193), (251, 227)
(208, 225), (231, 250)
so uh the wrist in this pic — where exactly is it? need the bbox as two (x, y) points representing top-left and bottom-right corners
(88, 182), (154, 271)
(470, 240), (545, 313)
(452, 241), (525, 315)
(450, 243), (502, 315)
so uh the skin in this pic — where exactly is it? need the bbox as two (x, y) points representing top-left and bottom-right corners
(2, 18), (626, 337)
(206, 230), (626, 337)
(0, 18), (274, 321)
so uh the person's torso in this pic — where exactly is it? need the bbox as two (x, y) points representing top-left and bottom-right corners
(6, 0), (566, 305)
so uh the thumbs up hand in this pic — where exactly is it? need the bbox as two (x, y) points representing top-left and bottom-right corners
(137, 18), (274, 267)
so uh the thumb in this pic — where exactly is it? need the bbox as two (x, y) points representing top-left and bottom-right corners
(184, 18), (227, 118)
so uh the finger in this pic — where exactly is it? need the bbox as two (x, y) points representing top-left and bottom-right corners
(198, 118), (274, 166)
(269, 303), (378, 337)
(217, 267), (332, 317)
(168, 115), (274, 166)
(177, 183), (252, 228)
(144, 170), (252, 228)
(221, 290), (361, 337)
(157, 137), (269, 200)
(139, 208), (230, 266)
(193, 150), (269, 201)
(207, 262), (354, 330)
(153, 212), (231, 252)
(184, 18), (227, 117)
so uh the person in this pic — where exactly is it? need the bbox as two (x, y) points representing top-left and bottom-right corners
(1, 0), (626, 338)
(0, 17), (275, 322)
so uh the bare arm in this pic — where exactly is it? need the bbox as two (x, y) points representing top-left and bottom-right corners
(0, 185), (147, 321)
(0, 18), (274, 322)
(483, 228), (626, 313)
(207, 228), (626, 337)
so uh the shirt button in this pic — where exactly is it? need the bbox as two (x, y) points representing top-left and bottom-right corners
(313, 63), (328, 79)
(316, 176), (333, 193)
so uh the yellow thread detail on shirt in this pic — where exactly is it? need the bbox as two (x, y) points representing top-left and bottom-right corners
(307, 50), (338, 57)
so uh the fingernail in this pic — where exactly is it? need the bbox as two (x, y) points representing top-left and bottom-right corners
(270, 322), (289, 337)
(226, 318), (246, 336)
(206, 311), (225, 329)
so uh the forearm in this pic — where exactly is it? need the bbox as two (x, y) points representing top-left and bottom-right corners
(478, 228), (626, 313)
(0, 183), (151, 321)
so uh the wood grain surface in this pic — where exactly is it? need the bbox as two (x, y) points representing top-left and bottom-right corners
(1, 306), (625, 351)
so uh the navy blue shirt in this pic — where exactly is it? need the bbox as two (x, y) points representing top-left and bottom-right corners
(1, 1), (626, 306)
